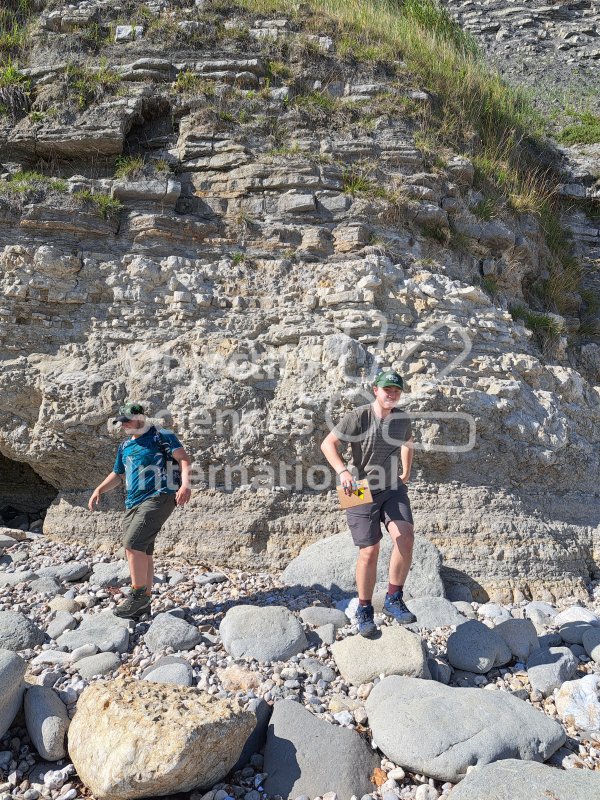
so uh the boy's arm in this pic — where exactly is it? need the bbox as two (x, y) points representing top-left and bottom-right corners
(172, 446), (192, 506)
(88, 472), (122, 511)
(400, 437), (414, 483)
(321, 431), (354, 494)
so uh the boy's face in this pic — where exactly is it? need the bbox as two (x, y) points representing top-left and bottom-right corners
(373, 385), (401, 409)
(121, 417), (145, 431)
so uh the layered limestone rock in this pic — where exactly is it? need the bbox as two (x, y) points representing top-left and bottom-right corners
(0, 1), (598, 601)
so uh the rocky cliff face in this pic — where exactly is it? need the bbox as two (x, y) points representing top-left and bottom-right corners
(1, 0), (598, 602)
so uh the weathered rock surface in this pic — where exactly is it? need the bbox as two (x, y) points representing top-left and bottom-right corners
(75, 652), (121, 679)
(406, 596), (468, 629)
(446, 620), (512, 673)
(90, 562), (131, 588)
(24, 687), (70, 761)
(494, 618), (539, 661)
(331, 627), (429, 685)
(68, 678), (256, 799)
(144, 613), (202, 654)
(555, 675), (600, 732)
(219, 605), (308, 662)
(366, 675), (566, 782)
(299, 606), (349, 629)
(526, 646), (578, 696)
(56, 612), (130, 653)
(141, 656), (193, 686)
(446, 758), (600, 800)
(0, 611), (45, 651)
(583, 627), (600, 664)
(282, 532), (444, 599)
(46, 612), (77, 640)
(0, 649), (26, 738)
(263, 699), (379, 800)
(37, 562), (90, 582)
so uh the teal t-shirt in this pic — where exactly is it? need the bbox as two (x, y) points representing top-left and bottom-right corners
(113, 426), (182, 509)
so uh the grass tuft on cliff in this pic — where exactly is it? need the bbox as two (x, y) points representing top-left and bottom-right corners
(0, 0), (35, 61)
(557, 112), (600, 146)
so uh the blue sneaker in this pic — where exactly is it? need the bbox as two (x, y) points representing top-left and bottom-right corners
(383, 591), (416, 624)
(356, 603), (377, 638)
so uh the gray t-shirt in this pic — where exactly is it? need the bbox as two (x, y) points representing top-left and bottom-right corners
(333, 403), (413, 492)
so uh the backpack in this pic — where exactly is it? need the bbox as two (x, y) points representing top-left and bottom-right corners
(153, 430), (182, 490)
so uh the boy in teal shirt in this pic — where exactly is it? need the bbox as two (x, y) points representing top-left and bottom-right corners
(89, 402), (192, 618)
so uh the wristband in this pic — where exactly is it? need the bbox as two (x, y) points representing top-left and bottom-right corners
(337, 468), (350, 476)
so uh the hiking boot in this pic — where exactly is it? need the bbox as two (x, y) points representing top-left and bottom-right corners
(356, 603), (377, 638)
(383, 591), (416, 624)
(113, 587), (151, 619)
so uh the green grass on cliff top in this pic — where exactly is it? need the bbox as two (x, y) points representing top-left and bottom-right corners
(238, 0), (544, 153)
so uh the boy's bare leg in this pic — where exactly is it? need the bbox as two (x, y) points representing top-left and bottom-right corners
(145, 555), (154, 597)
(125, 548), (150, 588)
(387, 521), (414, 585)
(356, 542), (380, 601)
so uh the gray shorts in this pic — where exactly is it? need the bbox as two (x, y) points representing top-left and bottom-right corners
(123, 493), (176, 554)
(346, 485), (413, 548)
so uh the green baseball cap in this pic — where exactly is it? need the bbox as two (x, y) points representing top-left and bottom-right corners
(114, 402), (145, 422)
(374, 370), (404, 389)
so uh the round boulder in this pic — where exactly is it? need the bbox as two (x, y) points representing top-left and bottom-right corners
(24, 686), (70, 760)
(0, 649), (26, 738)
(0, 611), (45, 651)
(220, 605), (307, 662)
(447, 619), (511, 674)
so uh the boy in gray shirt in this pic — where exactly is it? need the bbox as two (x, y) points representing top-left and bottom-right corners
(321, 370), (416, 637)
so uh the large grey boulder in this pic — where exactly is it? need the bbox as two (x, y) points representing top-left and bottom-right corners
(220, 606), (308, 663)
(0, 649), (26, 738)
(144, 614), (202, 654)
(24, 687), (70, 761)
(282, 532), (444, 599)
(526, 646), (578, 697)
(447, 620), (511, 673)
(582, 627), (600, 663)
(406, 597), (468, 629)
(57, 612), (130, 653)
(559, 622), (595, 645)
(0, 611), (45, 651)
(447, 758), (600, 799)
(331, 627), (429, 685)
(494, 618), (539, 661)
(554, 606), (599, 627)
(366, 676), (566, 783)
(263, 700), (379, 800)
(37, 562), (90, 582)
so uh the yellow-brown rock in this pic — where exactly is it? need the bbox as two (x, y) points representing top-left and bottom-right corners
(68, 678), (255, 799)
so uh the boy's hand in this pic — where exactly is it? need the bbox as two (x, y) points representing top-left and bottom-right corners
(88, 489), (101, 511)
(339, 470), (355, 496)
(175, 486), (191, 506)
